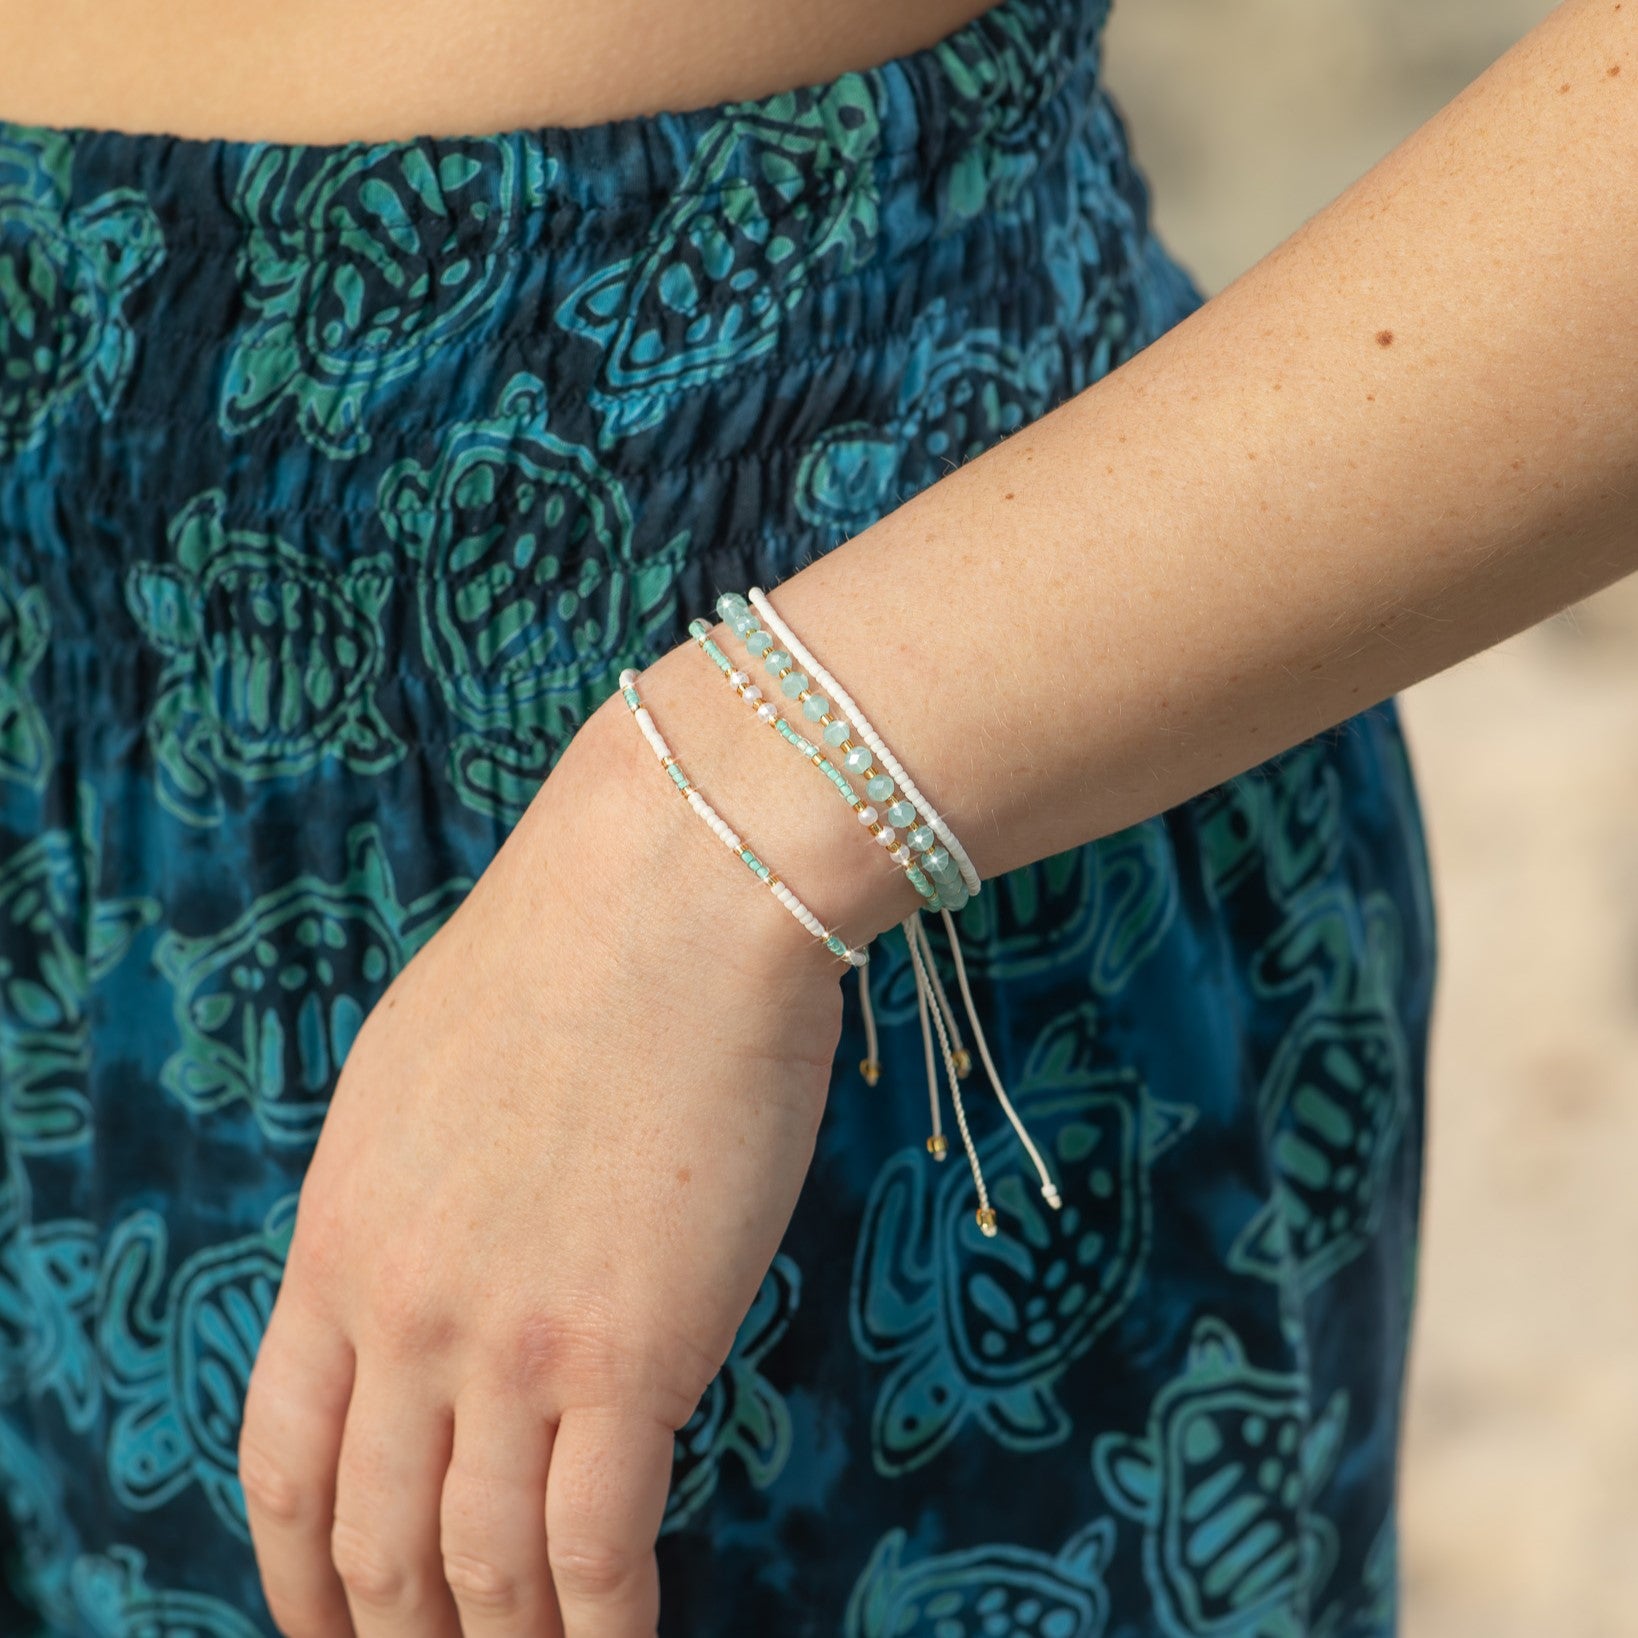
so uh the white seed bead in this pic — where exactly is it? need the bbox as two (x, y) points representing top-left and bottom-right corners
(856, 805), (878, 826)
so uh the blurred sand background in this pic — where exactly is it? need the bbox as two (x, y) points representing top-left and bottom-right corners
(1099, 0), (1638, 1631)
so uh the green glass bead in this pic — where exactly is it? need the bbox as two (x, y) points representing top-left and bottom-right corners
(730, 610), (758, 637)
(780, 670), (809, 699)
(802, 694), (829, 722)
(887, 800), (916, 828)
(763, 648), (791, 675)
(923, 845), (952, 876)
(866, 774), (895, 804)
(823, 719), (851, 748)
(745, 628), (772, 656)
(843, 746), (873, 776)
(717, 592), (748, 617)
(907, 825), (937, 853)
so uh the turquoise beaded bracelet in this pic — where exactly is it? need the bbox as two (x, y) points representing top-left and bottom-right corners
(713, 594), (970, 912)
(686, 619), (946, 913)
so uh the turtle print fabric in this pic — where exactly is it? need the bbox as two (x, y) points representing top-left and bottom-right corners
(0, 0), (1439, 1630)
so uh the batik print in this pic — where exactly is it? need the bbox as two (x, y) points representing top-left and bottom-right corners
(0, 0), (1437, 1632)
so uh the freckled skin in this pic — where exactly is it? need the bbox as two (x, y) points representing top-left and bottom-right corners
(1376, 330), (1394, 346)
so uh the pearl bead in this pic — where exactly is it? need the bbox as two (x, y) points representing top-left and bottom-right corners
(856, 805), (878, 826)
(742, 685), (763, 704)
(729, 670), (749, 688)
(890, 845), (911, 865)
(756, 703), (777, 723)
(874, 826), (897, 848)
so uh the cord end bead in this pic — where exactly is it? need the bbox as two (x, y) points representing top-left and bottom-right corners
(975, 1206), (999, 1237)
(859, 1058), (882, 1087)
(925, 1132), (949, 1160)
(1040, 1182), (1063, 1210)
(952, 1047), (972, 1079)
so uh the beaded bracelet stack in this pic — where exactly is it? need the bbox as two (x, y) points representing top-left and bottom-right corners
(619, 586), (1062, 1237)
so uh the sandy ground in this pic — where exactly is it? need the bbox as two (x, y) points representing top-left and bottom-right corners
(1100, 2), (1638, 1632)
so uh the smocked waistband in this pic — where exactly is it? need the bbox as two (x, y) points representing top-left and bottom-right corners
(0, 0), (1110, 262)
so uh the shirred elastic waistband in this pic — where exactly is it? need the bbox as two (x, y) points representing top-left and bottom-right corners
(0, 0), (1110, 257)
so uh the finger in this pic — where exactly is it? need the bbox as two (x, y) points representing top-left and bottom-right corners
(239, 1296), (357, 1637)
(331, 1365), (461, 1638)
(546, 1406), (673, 1637)
(440, 1388), (565, 1637)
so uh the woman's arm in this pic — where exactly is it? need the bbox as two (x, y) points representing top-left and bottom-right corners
(240, 0), (1638, 1630)
(622, 0), (1638, 952)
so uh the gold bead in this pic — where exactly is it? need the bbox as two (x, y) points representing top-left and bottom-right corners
(859, 1059), (882, 1087)
(766, 875), (783, 890)
(953, 1048), (973, 1078)
(975, 1206), (999, 1237)
(660, 754), (677, 769)
(926, 1132), (949, 1159)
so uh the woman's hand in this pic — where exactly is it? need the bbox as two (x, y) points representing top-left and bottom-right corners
(235, 680), (855, 1638)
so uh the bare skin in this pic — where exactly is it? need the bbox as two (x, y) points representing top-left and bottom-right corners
(0, 0), (996, 140)
(11, 0), (1634, 1634)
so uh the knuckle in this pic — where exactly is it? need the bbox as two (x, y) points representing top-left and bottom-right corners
(360, 1254), (455, 1360)
(442, 1549), (529, 1613)
(237, 1432), (309, 1526)
(330, 1517), (415, 1607)
(547, 1534), (639, 1601)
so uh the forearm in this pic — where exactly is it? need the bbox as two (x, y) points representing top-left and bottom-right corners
(611, 0), (1638, 956)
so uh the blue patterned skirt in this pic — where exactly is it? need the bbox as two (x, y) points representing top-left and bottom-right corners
(0, 0), (1438, 1630)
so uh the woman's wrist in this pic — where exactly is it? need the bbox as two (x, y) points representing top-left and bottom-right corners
(530, 639), (923, 1000)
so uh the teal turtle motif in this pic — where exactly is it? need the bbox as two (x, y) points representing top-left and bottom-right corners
(0, 561), (51, 789)
(555, 78), (883, 446)
(927, 0), (1087, 233)
(1196, 744), (1344, 916)
(845, 1518), (1117, 1638)
(859, 826), (1177, 1029)
(125, 489), (403, 828)
(955, 818), (1178, 994)
(0, 127), (164, 457)
(662, 1253), (798, 1534)
(793, 295), (1062, 534)
(220, 136), (551, 457)
(378, 372), (684, 819)
(851, 1003), (1195, 1475)
(0, 778), (159, 1152)
(96, 1193), (296, 1540)
(0, 1155), (99, 1437)
(154, 821), (470, 1143)
(71, 1545), (268, 1638)
(1228, 884), (1411, 1295)
(1092, 1316), (1350, 1638)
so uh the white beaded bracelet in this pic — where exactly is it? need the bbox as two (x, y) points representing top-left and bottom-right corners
(618, 670), (868, 968)
(746, 586), (982, 898)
